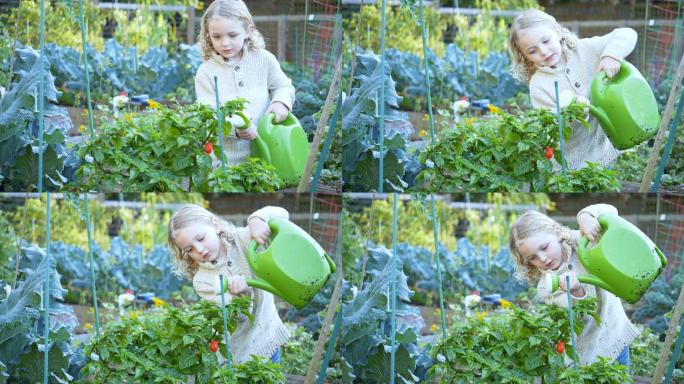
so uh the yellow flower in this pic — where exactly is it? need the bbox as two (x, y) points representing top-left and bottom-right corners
(130, 310), (142, 320)
(488, 104), (502, 114)
(124, 112), (135, 123)
(84, 323), (92, 330)
(148, 99), (161, 109)
(431, 324), (438, 333)
(499, 298), (512, 309)
(464, 117), (477, 125)
(419, 129), (427, 138)
(153, 297), (166, 307)
(79, 124), (85, 133)
(475, 311), (488, 321)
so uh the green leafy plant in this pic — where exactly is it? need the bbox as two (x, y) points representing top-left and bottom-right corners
(630, 326), (684, 381)
(344, 3), (448, 57)
(46, 39), (203, 106)
(279, 326), (316, 376)
(544, 162), (622, 192)
(79, 296), (255, 383)
(71, 100), (283, 192)
(342, 51), (420, 192)
(415, 103), (621, 192)
(199, 158), (282, 193)
(210, 355), (286, 383)
(0, 44), (76, 191)
(0, 0), (107, 51)
(633, 271), (684, 333)
(0, 244), (84, 382)
(339, 245), (430, 383)
(428, 299), (630, 383)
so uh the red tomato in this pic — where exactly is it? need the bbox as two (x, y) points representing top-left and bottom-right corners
(544, 146), (554, 159)
(556, 340), (565, 354)
(209, 340), (219, 353)
(204, 141), (214, 154)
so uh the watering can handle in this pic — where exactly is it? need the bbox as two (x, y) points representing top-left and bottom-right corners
(656, 247), (667, 267)
(324, 253), (336, 273)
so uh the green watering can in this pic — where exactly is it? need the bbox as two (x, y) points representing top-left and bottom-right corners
(221, 218), (335, 309)
(549, 213), (666, 304)
(588, 61), (660, 150)
(251, 113), (310, 186)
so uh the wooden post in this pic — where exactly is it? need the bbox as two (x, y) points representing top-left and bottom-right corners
(187, 6), (196, 44)
(277, 15), (287, 63)
(640, 52), (684, 192)
(652, 280), (684, 384)
(297, 54), (344, 192)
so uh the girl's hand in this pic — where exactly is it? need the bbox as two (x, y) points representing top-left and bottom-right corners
(236, 123), (258, 140)
(559, 271), (584, 297)
(228, 275), (248, 295)
(248, 217), (271, 245)
(596, 56), (621, 78)
(578, 212), (602, 242)
(265, 101), (289, 123)
(575, 95), (591, 114)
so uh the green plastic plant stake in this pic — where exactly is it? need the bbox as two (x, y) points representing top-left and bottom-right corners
(43, 193), (51, 384)
(218, 274), (232, 368)
(566, 275), (578, 369)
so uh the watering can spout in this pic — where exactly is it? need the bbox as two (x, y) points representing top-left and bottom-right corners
(588, 104), (615, 138)
(577, 275), (612, 293)
(246, 278), (282, 298)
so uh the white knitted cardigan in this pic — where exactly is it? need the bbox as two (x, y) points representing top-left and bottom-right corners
(536, 203), (640, 365)
(528, 28), (638, 170)
(191, 206), (291, 363)
(195, 46), (296, 165)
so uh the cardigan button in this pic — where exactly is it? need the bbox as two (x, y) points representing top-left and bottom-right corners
(238, 81), (244, 87)
(566, 68), (570, 74)
(235, 66), (240, 71)
(227, 261), (232, 267)
(574, 82), (580, 88)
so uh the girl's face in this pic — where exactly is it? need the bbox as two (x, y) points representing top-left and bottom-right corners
(517, 231), (565, 271)
(174, 222), (221, 264)
(517, 25), (562, 68)
(208, 16), (251, 60)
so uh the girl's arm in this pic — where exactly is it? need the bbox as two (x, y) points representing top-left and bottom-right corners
(529, 81), (557, 110)
(537, 271), (596, 307)
(576, 203), (618, 221)
(193, 275), (232, 305)
(195, 69), (218, 107)
(247, 206), (289, 225)
(584, 28), (638, 64)
(265, 53), (296, 112)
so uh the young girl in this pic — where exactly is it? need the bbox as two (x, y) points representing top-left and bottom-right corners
(168, 204), (291, 364)
(508, 9), (638, 170)
(509, 204), (639, 367)
(195, 0), (296, 165)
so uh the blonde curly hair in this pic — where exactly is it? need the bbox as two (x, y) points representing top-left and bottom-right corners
(509, 210), (577, 284)
(508, 9), (579, 83)
(198, 0), (266, 61)
(168, 204), (237, 280)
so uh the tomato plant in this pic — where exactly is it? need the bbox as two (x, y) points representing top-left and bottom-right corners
(428, 299), (630, 383)
(415, 103), (621, 192)
(80, 297), (256, 383)
(71, 100), (282, 192)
